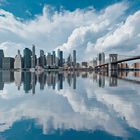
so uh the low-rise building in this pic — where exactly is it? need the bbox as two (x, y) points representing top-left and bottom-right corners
(132, 62), (140, 70)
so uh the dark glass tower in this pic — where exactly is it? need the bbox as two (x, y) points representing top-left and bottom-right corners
(31, 45), (36, 68)
(0, 50), (4, 69)
(73, 50), (76, 68)
(39, 50), (45, 67)
(23, 48), (32, 69)
(58, 49), (63, 67)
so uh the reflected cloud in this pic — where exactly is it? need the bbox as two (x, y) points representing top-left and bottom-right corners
(0, 71), (139, 139)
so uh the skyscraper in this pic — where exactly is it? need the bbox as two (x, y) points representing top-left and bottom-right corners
(58, 49), (63, 67)
(52, 51), (56, 66)
(14, 50), (22, 69)
(39, 50), (46, 67)
(0, 50), (4, 69)
(31, 45), (36, 68)
(46, 53), (53, 67)
(23, 48), (32, 69)
(67, 54), (72, 67)
(73, 50), (76, 68)
(98, 52), (105, 65)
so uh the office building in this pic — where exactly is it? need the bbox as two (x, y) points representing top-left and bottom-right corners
(52, 51), (56, 66)
(31, 45), (36, 68)
(0, 50), (4, 69)
(73, 50), (76, 68)
(39, 50), (46, 67)
(23, 48), (32, 69)
(67, 54), (72, 67)
(58, 49), (63, 67)
(14, 50), (22, 69)
(2, 57), (14, 70)
(98, 52), (105, 65)
(46, 53), (53, 67)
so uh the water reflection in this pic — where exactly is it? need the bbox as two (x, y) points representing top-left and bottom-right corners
(0, 71), (140, 139)
(0, 71), (140, 93)
(0, 71), (78, 93)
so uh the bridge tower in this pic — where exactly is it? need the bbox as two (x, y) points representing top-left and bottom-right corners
(109, 54), (118, 71)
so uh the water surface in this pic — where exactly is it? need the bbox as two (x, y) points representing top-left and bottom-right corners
(0, 71), (140, 140)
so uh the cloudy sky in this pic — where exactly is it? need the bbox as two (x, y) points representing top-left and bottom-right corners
(0, 0), (140, 61)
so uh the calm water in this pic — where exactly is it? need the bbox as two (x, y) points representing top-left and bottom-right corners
(0, 71), (140, 140)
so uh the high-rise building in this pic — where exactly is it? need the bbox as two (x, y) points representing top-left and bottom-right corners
(14, 50), (22, 69)
(67, 54), (72, 67)
(52, 51), (56, 66)
(0, 50), (4, 69)
(39, 50), (46, 67)
(31, 45), (36, 68)
(23, 48), (32, 69)
(2, 57), (14, 70)
(98, 52), (105, 65)
(46, 53), (53, 67)
(58, 49), (63, 67)
(73, 50), (76, 68)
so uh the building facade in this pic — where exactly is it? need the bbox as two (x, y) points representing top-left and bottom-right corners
(14, 50), (22, 69)
(0, 50), (4, 69)
(31, 45), (36, 68)
(58, 50), (63, 67)
(2, 57), (14, 70)
(73, 50), (76, 68)
(23, 48), (32, 69)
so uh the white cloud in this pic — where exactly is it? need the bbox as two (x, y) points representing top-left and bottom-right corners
(94, 10), (140, 53)
(0, 1), (140, 61)
(0, 2), (130, 60)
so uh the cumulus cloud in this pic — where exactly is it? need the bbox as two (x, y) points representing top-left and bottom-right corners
(58, 2), (129, 59)
(0, 2), (129, 59)
(0, 1), (140, 61)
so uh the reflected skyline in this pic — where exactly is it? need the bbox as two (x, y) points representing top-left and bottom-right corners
(0, 71), (140, 93)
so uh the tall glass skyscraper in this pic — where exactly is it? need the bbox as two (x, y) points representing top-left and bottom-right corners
(0, 50), (4, 69)
(23, 48), (32, 69)
(73, 50), (76, 68)
(31, 45), (36, 68)
(39, 50), (45, 67)
(58, 49), (63, 67)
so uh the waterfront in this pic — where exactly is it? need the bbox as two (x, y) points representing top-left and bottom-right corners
(0, 71), (139, 139)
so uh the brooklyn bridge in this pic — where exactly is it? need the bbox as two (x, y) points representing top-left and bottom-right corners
(95, 54), (140, 71)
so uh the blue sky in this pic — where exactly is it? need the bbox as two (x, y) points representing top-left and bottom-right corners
(0, 0), (139, 19)
(0, 0), (122, 19)
(0, 0), (140, 60)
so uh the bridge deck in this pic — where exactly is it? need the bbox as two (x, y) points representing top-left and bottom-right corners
(95, 55), (140, 68)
